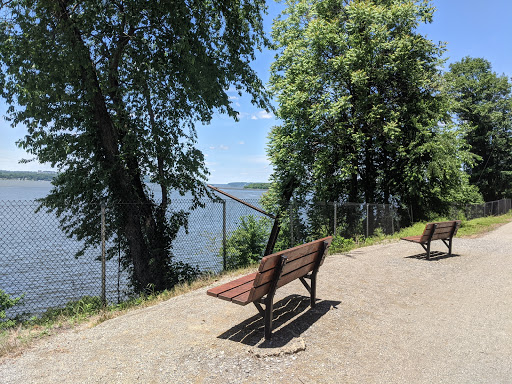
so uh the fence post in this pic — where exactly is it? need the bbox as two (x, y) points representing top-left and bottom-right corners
(117, 233), (121, 304)
(366, 203), (369, 238)
(101, 203), (106, 307)
(222, 200), (227, 271)
(391, 206), (395, 234)
(333, 202), (337, 237)
(289, 201), (294, 246)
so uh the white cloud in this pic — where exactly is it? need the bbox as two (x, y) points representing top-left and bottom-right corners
(237, 110), (274, 120)
(254, 110), (274, 120)
(238, 141), (245, 145)
(219, 145), (229, 151)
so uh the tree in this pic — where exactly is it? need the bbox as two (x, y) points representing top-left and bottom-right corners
(445, 57), (512, 200)
(0, 0), (270, 292)
(267, 0), (479, 224)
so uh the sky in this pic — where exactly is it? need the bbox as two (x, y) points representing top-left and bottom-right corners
(1, 0), (511, 184)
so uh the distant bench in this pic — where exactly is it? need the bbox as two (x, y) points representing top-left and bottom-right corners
(401, 220), (461, 259)
(207, 237), (333, 340)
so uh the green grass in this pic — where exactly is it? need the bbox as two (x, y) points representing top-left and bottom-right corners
(456, 211), (512, 236)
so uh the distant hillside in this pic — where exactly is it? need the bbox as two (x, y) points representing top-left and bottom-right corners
(0, 170), (57, 181)
(210, 182), (270, 190)
(244, 183), (270, 190)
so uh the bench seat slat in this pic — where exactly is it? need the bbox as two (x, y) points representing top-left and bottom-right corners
(217, 279), (255, 302)
(401, 235), (424, 243)
(257, 240), (327, 273)
(253, 250), (319, 287)
(231, 291), (252, 305)
(206, 272), (257, 297)
(433, 221), (459, 229)
(248, 261), (317, 303)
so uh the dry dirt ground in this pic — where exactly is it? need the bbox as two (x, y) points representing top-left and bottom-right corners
(2, 222), (512, 383)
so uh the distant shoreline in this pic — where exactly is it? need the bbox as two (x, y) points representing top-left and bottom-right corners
(0, 170), (56, 181)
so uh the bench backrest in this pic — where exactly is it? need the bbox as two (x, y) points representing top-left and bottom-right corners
(420, 220), (461, 243)
(244, 236), (332, 304)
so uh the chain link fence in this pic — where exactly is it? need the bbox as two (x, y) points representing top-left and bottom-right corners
(450, 198), (512, 220)
(1, 197), (511, 319)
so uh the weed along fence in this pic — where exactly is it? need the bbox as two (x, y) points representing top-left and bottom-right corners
(1, 197), (511, 319)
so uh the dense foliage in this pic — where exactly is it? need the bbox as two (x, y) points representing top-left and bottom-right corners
(0, 0), (270, 292)
(266, 0), (482, 226)
(445, 57), (512, 201)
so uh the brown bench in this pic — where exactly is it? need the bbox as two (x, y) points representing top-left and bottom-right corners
(207, 237), (333, 340)
(401, 220), (461, 259)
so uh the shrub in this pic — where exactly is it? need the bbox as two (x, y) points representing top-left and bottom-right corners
(220, 215), (271, 270)
(330, 235), (356, 253)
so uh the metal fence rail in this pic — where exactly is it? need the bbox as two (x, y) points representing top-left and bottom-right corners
(1, 197), (511, 319)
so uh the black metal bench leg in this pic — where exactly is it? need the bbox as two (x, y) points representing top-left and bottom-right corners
(264, 296), (274, 340)
(426, 241), (431, 260)
(310, 273), (317, 308)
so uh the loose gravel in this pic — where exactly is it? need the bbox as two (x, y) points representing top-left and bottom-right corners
(2, 222), (512, 383)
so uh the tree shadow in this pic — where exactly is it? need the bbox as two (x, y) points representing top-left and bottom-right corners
(405, 251), (461, 261)
(217, 294), (341, 348)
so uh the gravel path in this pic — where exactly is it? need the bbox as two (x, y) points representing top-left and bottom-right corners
(2, 222), (512, 383)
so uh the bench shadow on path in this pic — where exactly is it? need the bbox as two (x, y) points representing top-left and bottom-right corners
(217, 294), (340, 348)
(405, 251), (461, 261)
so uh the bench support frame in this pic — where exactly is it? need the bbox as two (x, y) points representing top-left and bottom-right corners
(253, 241), (329, 340)
(420, 223), (437, 259)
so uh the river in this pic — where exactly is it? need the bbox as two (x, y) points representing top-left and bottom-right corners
(0, 179), (268, 317)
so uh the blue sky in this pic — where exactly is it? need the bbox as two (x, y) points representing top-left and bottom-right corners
(1, 0), (511, 183)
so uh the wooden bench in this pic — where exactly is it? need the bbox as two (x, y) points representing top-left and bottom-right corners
(207, 237), (333, 340)
(401, 220), (461, 259)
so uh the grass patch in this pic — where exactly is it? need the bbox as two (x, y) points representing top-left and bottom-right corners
(456, 211), (512, 236)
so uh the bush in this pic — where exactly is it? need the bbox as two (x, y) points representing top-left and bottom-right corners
(330, 235), (356, 253)
(0, 290), (23, 329)
(220, 215), (271, 270)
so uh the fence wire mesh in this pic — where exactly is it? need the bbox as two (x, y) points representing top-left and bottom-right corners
(1, 197), (510, 319)
(0, 200), (121, 318)
(450, 198), (512, 220)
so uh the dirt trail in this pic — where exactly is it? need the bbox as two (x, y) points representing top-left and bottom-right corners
(2, 223), (512, 383)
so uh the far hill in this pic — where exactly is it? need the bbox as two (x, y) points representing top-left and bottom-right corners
(243, 183), (270, 190)
(0, 170), (57, 181)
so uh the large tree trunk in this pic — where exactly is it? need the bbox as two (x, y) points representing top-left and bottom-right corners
(56, 1), (171, 292)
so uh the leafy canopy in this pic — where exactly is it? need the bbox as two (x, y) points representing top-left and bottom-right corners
(0, 0), (271, 291)
(445, 57), (512, 200)
(267, 0), (480, 223)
